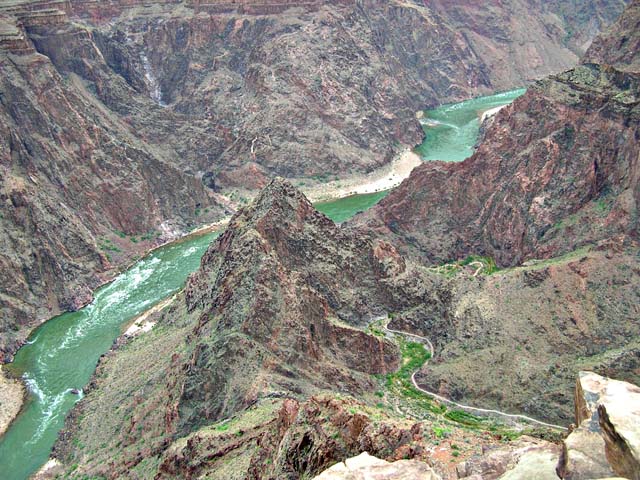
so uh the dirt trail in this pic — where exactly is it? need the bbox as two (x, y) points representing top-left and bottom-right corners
(382, 319), (568, 431)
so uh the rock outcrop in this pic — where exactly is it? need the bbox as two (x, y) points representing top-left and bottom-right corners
(583, 0), (640, 72)
(457, 436), (561, 480)
(558, 372), (640, 480)
(313, 452), (441, 480)
(54, 179), (419, 478)
(178, 178), (402, 429)
(358, 0), (640, 268)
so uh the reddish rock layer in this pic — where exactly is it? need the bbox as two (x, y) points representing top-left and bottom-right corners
(357, 3), (640, 267)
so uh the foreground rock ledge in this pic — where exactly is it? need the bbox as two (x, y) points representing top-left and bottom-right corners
(313, 452), (441, 480)
(558, 371), (640, 480)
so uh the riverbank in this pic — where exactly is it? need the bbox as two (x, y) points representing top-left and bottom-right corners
(123, 294), (178, 337)
(480, 104), (508, 122)
(301, 149), (422, 202)
(0, 366), (24, 437)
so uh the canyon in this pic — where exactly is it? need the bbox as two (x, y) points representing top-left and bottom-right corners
(0, 0), (629, 360)
(354, 0), (640, 428)
(1, 0), (639, 479)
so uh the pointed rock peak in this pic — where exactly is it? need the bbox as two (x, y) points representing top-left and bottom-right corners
(253, 177), (310, 209)
(233, 177), (331, 231)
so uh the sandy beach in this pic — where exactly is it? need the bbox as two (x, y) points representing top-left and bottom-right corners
(0, 365), (24, 437)
(301, 149), (422, 202)
(123, 294), (177, 337)
(480, 104), (507, 122)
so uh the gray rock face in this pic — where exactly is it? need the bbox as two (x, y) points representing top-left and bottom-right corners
(313, 452), (441, 480)
(558, 372), (640, 480)
(457, 436), (561, 480)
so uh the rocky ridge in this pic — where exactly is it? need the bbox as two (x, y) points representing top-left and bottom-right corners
(178, 178), (404, 429)
(52, 179), (640, 479)
(350, 0), (640, 425)
(53, 179), (429, 478)
(358, 1), (639, 268)
(0, 0), (628, 358)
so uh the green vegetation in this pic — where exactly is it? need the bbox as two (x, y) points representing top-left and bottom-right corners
(379, 332), (544, 441)
(140, 231), (157, 242)
(594, 197), (612, 215)
(215, 422), (230, 432)
(429, 255), (499, 276)
(310, 173), (332, 183)
(386, 341), (431, 391)
(99, 238), (122, 253)
(432, 425), (451, 438)
(367, 318), (386, 338)
(445, 409), (484, 427)
(383, 340), (444, 414)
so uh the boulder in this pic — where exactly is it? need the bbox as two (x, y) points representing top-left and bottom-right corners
(597, 382), (640, 479)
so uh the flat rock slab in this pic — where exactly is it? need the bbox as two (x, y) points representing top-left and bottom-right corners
(596, 378), (640, 479)
(313, 452), (441, 480)
(457, 436), (560, 480)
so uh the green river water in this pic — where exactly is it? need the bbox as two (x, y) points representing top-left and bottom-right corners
(415, 88), (526, 161)
(0, 88), (524, 479)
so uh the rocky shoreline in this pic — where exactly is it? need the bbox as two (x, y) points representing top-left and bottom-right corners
(0, 365), (24, 438)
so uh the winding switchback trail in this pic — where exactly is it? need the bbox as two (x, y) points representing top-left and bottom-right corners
(382, 319), (568, 431)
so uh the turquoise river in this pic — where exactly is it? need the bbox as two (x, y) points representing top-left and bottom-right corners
(0, 88), (525, 479)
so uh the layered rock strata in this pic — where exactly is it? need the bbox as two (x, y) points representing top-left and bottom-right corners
(0, 0), (627, 357)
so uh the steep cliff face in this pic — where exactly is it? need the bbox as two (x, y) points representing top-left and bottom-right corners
(54, 179), (414, 478)
(0, 14), (227, 360)
(178, 178), (403, 429)
(583, 0), (640, 72)
(0, 0), (626, 357)
(74, 0), (629, 186)
(347, 0), (640, 424)
(358, 1), (640, 268)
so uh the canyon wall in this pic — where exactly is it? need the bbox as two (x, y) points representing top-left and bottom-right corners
(359, 3), (640, 267)
(0, 8), (227, 360)
(0, 0), (627, 357)
(351, 0), (640, 423)
(0, 0), (632, 358)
